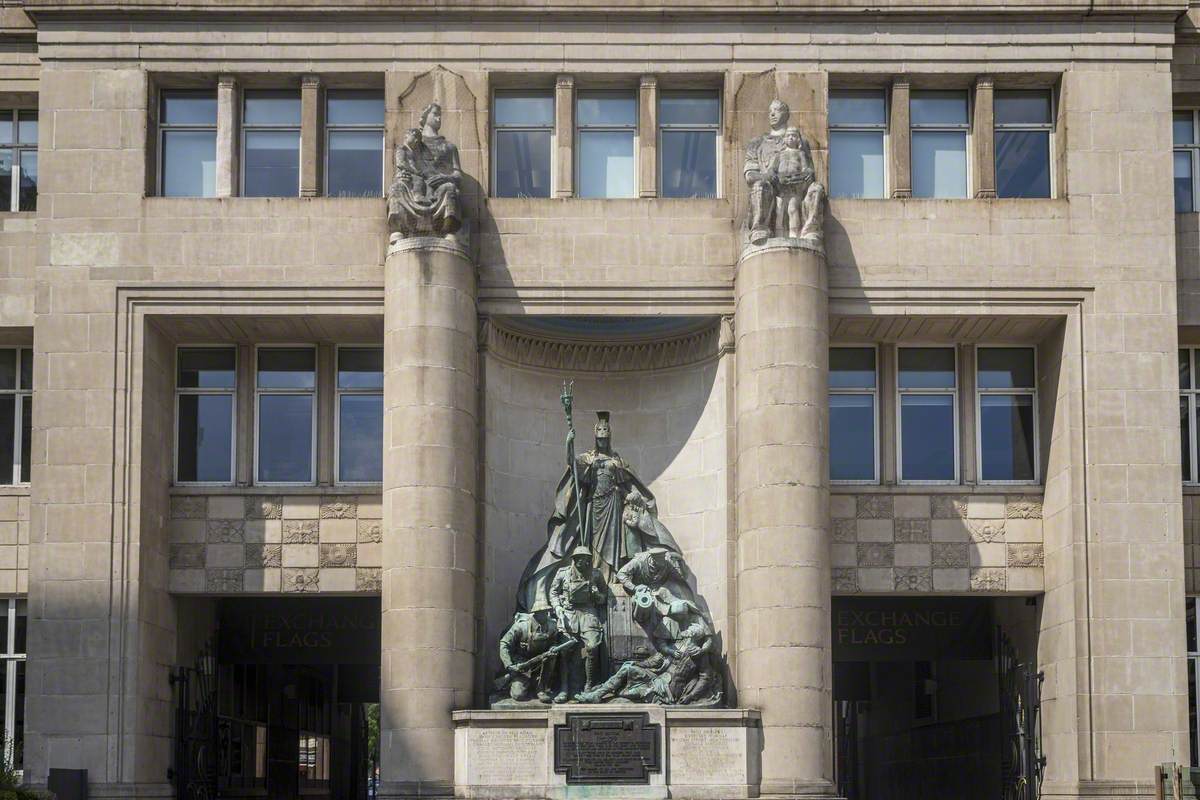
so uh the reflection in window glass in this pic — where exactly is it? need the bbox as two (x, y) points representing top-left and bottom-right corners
(257, 348), (316, 389)
(577, 92), (636, 198)
(243, 92), (300, 197)
(977, 347), (1036, 389)
(1178, 111), (1197, 146)
(326, 90), (383, 197)
(995, 90), (1052, 199)
(1183, 348), (1200, 484)
(0, 349), (30, 485)
(256, 347), (316, 484)
(829, 90), (886, 198)
(161, 92), (217, 198)
(337, 347), (383, 483)
(659, 92), (719, 198)
(911, 91), (968, 199)
(1178, 113), (1198, 213)
(898, 348), (956, 389)
(493, 92), (554, 198)
(829, 347), (877, 482)
(977, 347), (1037, 483)
(899, 347), (957, 482)
(176, 347), (235, 483)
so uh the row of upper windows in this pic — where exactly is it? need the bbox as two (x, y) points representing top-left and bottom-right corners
(151, 81), (1056, 201)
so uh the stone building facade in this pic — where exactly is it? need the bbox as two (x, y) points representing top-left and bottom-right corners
(0, 0), (1191, 798)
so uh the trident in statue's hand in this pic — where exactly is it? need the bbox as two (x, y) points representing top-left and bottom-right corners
(561, 380), (574, 419)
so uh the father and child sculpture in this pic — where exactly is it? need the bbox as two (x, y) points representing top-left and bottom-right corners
(493, 383), (724, 707)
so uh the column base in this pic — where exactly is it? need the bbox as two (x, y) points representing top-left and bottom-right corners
(758, 779), (843, 799)
(1040, 780), (1160, 800)
(376, 779), (456, 799)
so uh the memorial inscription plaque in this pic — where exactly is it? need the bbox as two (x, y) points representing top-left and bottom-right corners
(553, 712), (661, 785)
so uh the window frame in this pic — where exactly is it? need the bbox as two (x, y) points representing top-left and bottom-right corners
(656, 89), (722, 200)
(829, 344), (880, 486)
(0, 348), (32, 487)
(993, 88), (1055, 200)
(490, 88), (556, 199)
(240, 90), (302, 198)
(827, 87), (890, 199)
(909, 89), (972, 199)
(173, 345), (237, 487)
(1177, 109), (1200, 214)
(896, 344), (960, 485)
(0, 109), (37, 213)
(323, 89), (386, 198)
(574, 89), (639, 199)
(973, 345), (1040, 486)
(0, 597), (24, 772)
(253, 344), (318, 487)
(1187, 597), (1200, 767)
(157, 90), (217, 199)
(334, 344), (383, 487)
(1184, 347), (1199, 485)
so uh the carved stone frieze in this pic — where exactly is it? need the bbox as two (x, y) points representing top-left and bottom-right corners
(283, 568), (319, 593)
(357, 519), (383, 543)
(482, 318), (722, 373)
(246, 496), (283, 520)
(171, 496), (206, 520)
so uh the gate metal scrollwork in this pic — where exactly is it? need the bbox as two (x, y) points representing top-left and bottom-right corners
(999, 630), (1046, 800)
(170, 643), (219, 800)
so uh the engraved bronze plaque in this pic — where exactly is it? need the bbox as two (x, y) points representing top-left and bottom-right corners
(553, 712), (661, 785)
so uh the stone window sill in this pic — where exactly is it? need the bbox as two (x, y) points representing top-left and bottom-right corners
(169, 484), (377, 496)
(832, 484), (1044, 496)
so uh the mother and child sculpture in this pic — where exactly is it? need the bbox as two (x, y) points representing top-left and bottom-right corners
(493, 383), (724, 707)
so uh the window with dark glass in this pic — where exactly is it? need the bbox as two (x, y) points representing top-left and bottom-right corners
(0, 110), (36, 212)
(492, 91), (553, 198)
(336, 347), (383, 484)
(576, 91), (636, 198)
(898, 347), (957, 482)
(0, 348), (31, 486)
(0, 599), (25, 771)
(242, 91), (301, 197)
(829, 89), (886, 198)
(159, 91), (216, 198)
(829, 347), (878, 482)
(325, 90), (384, 197)
(976, 347), (1037, 483)
(1188, 597), (1200, 767)
(175, 347), (235, 484)
(658, 91), (719, 198)
(255, 347), (316, 484)
(911, 91), (969, 199)
(995, 90), (1052, 199)
(1184, 348), (1198, 483)
(1177, 111), (1198, 213)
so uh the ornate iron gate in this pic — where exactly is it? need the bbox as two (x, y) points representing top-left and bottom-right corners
(169, 644), (219, 800)
(999, 631), (1045, 800)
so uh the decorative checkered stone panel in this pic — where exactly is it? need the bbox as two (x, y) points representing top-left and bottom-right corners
(167, 494), (382, 594)
(831, 493), (1044, 594)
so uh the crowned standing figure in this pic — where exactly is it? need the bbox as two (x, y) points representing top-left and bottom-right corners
(515, 385), (681, 616)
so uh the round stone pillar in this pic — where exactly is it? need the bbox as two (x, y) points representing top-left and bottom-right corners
(734, 243), (835, 798)
(380, 239), (478, 800)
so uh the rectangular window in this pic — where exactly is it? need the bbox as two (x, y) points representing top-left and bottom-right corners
(0, 110), (36, 212)
(0, 348), (30, 486)
(829, 347), (878, 482)
(658, 91), (719, 198)
(175, 347), (235, 484)
(576, 91), (636, 198)
(159, 91), (217, 198)
(911, 91), (969, 199)
(336, 347), (383, 484)
(0, 598), (24, 770)
(995, 90), (1052, 199)
(1177, 111), (1198, 213)
(492, 91), (554, 198)
(898, 347), (958, 482)
(1184, 348), (1198, 484)
(976, 347), (1038, 483)
(1188, 597), (1200, 766)
(255, 347), (316, 484)
(829, 89), (886, 198)
(242, 90), (301, 198)
(325, 90), (384, 198)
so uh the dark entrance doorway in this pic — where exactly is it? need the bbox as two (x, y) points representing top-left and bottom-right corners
(831, 597), (1042, 800)
(172, 597), (381, 800)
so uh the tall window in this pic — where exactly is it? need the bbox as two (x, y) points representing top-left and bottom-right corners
(159, 91), (216, 198)
(255, 347), (316, 484)
(576, 91), (636, 198)
(828, 89), (886, 198)
(910, 91), (969, 199)
(829, 347), (878, 483)
(976, 347), (1038, 483)
(994, 90), (1052, 199)
(658, 91), (719, 198)
(242, 91), (301, 198)
(0, 349), (31, 487)
(325, 90), (384, 197)
(0, 111), (36, 213)
(492, 91), (554, 198)
(175, 347), (235, 484)
(1183, 348), (1199, 484)
(897, 347), (958, 482)
(1188, 598), (1200, 766)
(0, 599), (24, 770)
(1177, 111), (1199, 213)
(336, 347), (383, 484)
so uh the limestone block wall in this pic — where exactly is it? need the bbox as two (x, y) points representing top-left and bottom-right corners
(1184, 492), (1200, 592)
(480, 352), (730, 680)
(831, 492), (1044, 594)
(166, 494), (382, 593)
(0, 214), (34, 328)
(0, 492), (29, 595)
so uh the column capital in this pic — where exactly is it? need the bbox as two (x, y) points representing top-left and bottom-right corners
(555, 73), (574, 89)
(217, 73), (238, 89)
(301, 74), (322, 88)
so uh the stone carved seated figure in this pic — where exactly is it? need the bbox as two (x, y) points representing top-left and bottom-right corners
(387, 102), (464, 245)
(744, 99), (825, 248)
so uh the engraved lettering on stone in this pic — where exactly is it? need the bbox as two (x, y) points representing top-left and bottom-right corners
(466, 727), (545, 786)
(668, 727), (741, 783)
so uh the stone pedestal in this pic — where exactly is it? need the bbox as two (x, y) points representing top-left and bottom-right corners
(453, 707), (762, 800)
(733, 241), (835, 798)
(381, 238), (479, 799)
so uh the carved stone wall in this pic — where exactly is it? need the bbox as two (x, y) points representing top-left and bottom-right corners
(167, 494), (382, 593)
(831, 492), (1044, 594)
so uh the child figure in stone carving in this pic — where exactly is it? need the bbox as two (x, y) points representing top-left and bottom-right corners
(394, 127), (428, 199)
(766, 127), (814, 239)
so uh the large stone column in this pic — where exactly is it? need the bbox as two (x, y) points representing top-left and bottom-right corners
(380, 239), (478, 800)
(734, 242), (835, 798)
